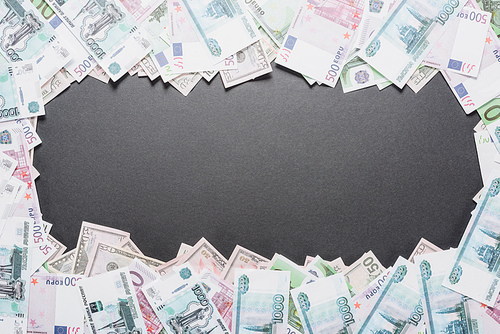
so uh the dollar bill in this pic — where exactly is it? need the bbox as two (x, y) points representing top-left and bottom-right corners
(408, 237), (443, 263)
(441, 1), (500, 114)
(84, 241), (164, 277)
(156, 255), (183, 275)
(169, 72), (203, 96)
(176, 237), (228, 276)
(220, 40), (272, 88)
(221, 245), (270, 283)
(28, 272), (85, 334)
(423, 4), (491, 78)
(330, 257), (348, 273)
(0, 61), (45, 123)
(46, 233), (68, 262)
(276, 0), (362, 88)
(140, 54), (160, 80)
(407, 65), (439, 93)
(77, 269), (148, 334)
(178, 0), (260, 63)
(89, 65), (111, 84)
(344, 251), (385, 295)
(201, 70), (219, 82)
(233, 269), (290, 334)
(355, 257), (424, 334)
(41, 69), (75, 105)
(72, 221), (130, 275)
(176, 242), (193, 257)
(475, 120), (488, 132)
(443, 173), (500, 306)
(291, 274), (357, 334)
(47, 248), (76, 274)
(119, 237), (144, 255)
(416, 249), (483, 334)
(0, 0), (73, 83)
(361, 0), (467, 88)
(128, 259), (166, 334)
(45, 0), (153, 81)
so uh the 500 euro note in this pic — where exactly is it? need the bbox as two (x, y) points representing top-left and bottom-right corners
(276, 0), (363, 87)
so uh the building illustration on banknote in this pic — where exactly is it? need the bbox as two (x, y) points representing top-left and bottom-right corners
(0, 0), (43, 52)
(472, 228), (500, 272)
(75, 0), (125, 40)
(434, 298), (480, 334)
(167, 301), (217, 334)
(0, 246), (25, 302)
(90, 298), (143, 334)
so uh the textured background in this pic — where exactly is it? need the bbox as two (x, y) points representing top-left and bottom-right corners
(34, 66), (481, 268)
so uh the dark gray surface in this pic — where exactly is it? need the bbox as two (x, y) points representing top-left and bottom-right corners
(34, 66), (481, 268)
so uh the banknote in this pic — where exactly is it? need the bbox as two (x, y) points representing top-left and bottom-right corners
(0, 0), (73, 83)
(176, 237), (228, 276)
(45, 0), (153, 81)
(477, 97), (500, 154)
(128, 259), (165, 334)
(276, 0), (362, 88)
(477, 0), (500, 37)
(28, 272), (85, 334)
(361, 0), (467, 88)
(352, 267), (392, 324)
(406, 65), (439, 93)
(155, 255), (183, 275)
(89, 65), (111, 84)
(178, 0), (260, 63)
(474, 131), (500, 185)
(353, 0), (399, 49)
(47, 248), (76, 274)
(340, 55), (387, 93)
(119, 237), (144, 255)
(169, 72), (203, 96)
(475, 120), (488, 132)
(221, 244), (270, 283)
(140, 54), (160, 80)
(486, 292), (500, 324)
(416, 249), (483, 334)
(199, 270), (234, 329)
(0, 61), (45, 122)
(14, 117), (42, 151)
(233, 269), (290, 334)
(440, 1), (500, 114)
(176, 242), (192, 257)
(41, 69), (74, 105)
(220, 40), (272, 88)
(423, 4), (491, 77)
(291, 274), (357, 334)
(72, 221), (130, 275)
(268, 253), (317, 334)
(257, 25), (280, 62)
(201, 70), (218, 82)
(84, 241), (164, 277)
(46, 233), (68, 262)
(0, 217), (32, 334)
(77, 269), (148, 334)
(330, 257), (347, 273)
(408, 237), (443, 263)
(30, 0), (55, 20)
(168, 0), (238, 73)
(443, 173), (500, 306)
(355, 257), (424, 334)
(344, 251), (385, 295)
(304, 255), (338, 278)
(244, 0), (302, 45)
(121, 0), (165, 23)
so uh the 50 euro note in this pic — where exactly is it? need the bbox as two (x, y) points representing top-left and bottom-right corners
(276, 0), (363, 87)
(442, 173), (500, 306)
(45, 0), (153, 81)
(360, 0), (467, 88)
(233, 269), (290, 334)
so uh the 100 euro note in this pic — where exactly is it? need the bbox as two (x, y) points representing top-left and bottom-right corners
(443, 173), (500, 306)
(233, 269), (290, 334)
(360, 0), (467, 88)
(355, 257), (425, 334)
(291, 274), (357, 334)
(45, 0), (152, 81)
(275, 0), (363, 87)
(415, 249), (484, 334)
(477, 97), (500, 155)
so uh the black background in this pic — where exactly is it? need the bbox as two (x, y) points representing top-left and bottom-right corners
(34, 66), (481, 269)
